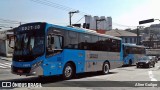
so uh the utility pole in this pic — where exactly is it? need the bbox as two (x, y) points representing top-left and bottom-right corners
(137, 26), (139, 45)
(137, 26), (144, 45)
(96, 19), (105, 31)
(69, 10), (79, 26)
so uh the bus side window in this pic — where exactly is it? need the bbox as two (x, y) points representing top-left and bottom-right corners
(46, 35), (54, 56)
(124, 47), (128, 57)
(46, 34), (63, 57)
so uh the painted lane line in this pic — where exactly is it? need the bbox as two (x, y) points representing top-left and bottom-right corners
(4, 63), (11, 65)
(0, 63), (11, 67)
(0, 65), (7, 69)
(148, 71), (157, 81)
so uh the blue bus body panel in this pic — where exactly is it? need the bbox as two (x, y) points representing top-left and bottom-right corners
(63, 49), (85, 73)
(120, 42), (123, 62)
(12, 55), (45, 68)
(43, 53), (63, 76)
(123, 54), (134, 64)
(43, 49), (85, 76)
(12, 49), (85, 76)
(122, 43), (145, 65)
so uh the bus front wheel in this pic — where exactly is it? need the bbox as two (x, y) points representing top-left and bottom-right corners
(62, 63), (74, 80)
(102, 62), (110, 75)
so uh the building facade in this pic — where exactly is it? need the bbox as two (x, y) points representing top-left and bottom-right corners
(141, 24), (160, 49)
(106, 29), (140, 44)
(0, 29), (13, 57)
(84, 15), (112, 31)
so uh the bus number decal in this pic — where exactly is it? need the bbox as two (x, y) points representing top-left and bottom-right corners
(21, 25), (41, 31)
(89, 54), (98, 59)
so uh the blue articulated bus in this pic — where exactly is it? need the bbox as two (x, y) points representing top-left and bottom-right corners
(122, 43), (146, 65)
(10, 22), (123, 79)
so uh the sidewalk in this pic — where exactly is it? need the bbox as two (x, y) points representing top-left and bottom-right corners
(0, 56), (12, 61)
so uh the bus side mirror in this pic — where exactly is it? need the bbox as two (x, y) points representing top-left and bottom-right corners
(51, 37), (54, 44)
(8, 35), (15, 49)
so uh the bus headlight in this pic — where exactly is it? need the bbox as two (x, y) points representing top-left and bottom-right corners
(32, 60), (43, 69)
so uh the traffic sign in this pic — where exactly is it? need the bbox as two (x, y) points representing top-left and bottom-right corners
(139, 19), (154, 24)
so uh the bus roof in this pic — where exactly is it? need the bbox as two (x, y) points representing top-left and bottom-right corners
(122, 43), (145, 48)
(46, 23), (122, 40)
(16, 22), (121, 40)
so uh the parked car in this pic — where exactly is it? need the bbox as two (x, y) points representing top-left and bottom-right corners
(155, 56), (159, 63)
(148, 56), (158, 63)
(136, 56), (155, 68)
(152, 56), (158, 63)
(157, 56), (160, 61)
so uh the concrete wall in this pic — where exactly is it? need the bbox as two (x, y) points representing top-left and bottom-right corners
(0, 30), (14, 57)
(0, 40), (7, 56)
(85, 15), (112, 31)
(146, 49), (160, 56)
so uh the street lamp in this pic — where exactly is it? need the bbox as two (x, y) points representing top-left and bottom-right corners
(69, 10), (79, 26)
(96, 19), (106, 31)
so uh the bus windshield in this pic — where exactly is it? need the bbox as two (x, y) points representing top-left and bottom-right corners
(12, 23), (46, 61)
(14, 33), (44, 56)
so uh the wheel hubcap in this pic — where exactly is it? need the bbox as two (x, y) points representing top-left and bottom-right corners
(65, 66), (72, 77)
(104, 64), (109, 73)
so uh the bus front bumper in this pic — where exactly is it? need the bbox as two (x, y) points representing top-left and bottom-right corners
(11, 65), (43, 76)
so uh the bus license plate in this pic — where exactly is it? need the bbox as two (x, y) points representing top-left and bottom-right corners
(17, 70), (23, 73)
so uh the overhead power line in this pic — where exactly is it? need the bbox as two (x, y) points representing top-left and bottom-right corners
(113, 22), (137, 28)
(30, 0), (137, 28)
(0, 18), (19, 23)
(0, 18), (26, 24)
(0, 26), (13, 28)
(0, 18), (27, 29)
(75, 16), (85, 24)
(31, 0), (74, 12)
(0, 21), (20, 24)
(30, 0), (88, 15)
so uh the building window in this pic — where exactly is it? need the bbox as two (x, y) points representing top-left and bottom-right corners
(125, 38), (127, 43)
(130, 38), (132, 43)
(134, 37), (136, 43)
(122, 38), (125, 43)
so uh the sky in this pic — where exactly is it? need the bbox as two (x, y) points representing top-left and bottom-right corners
(0, 0), (160, 30)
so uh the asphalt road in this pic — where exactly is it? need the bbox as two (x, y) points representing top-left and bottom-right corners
(0, 59), (160, 90)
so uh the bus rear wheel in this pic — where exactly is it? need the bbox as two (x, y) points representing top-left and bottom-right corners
(62, 63), (74, 80)
(102, 62), (110, 75)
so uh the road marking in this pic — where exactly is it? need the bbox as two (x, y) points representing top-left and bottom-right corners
(3, 63), (11, 65)
(0, 63), (11, 67)
(0, 65), (7, 69)
(148, 71), (157, 81)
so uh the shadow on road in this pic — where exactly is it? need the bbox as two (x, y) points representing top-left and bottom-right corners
(0, 71), (118, 84)
(121, 65), (136, 67)
(73, 71), (118, 79)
